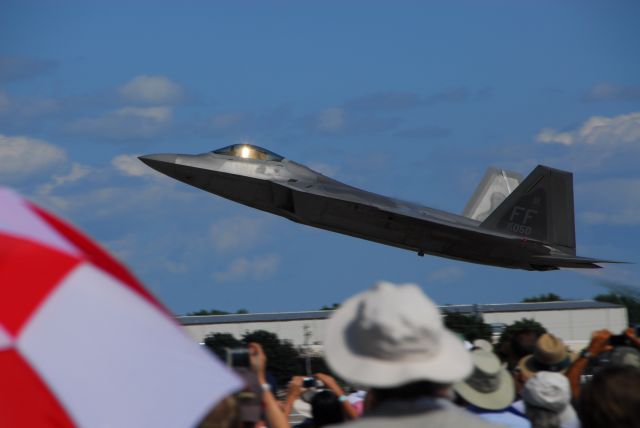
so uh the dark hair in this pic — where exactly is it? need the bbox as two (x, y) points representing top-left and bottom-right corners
(371, 380), (448, 403)
(578, 365), (640, 428)
(311, 390), (345, 427)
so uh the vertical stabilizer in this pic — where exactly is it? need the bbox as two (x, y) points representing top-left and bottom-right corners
(463, 167), (523, 221)
(479, 165), (576, 254)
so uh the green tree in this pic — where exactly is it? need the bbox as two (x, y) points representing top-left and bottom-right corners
(496, 318), (547, 348)
(319, 303), (340, 311)
(521, 293), (564, 303)
(203, 332), (242, 360)
(594, 292), (640, 326)
(186, 308), (250, 316)
(442, 311), (492, 342)
(187, 309), (230, 316)
(242, 330), (300, 385)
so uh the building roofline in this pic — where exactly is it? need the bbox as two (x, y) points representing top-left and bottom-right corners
(177, 300), (623, 326)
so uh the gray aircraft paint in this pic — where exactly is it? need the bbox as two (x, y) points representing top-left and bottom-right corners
(140, 144), (621, 271)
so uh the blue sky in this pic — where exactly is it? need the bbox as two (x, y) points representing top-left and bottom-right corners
(2, 1), (639, 315)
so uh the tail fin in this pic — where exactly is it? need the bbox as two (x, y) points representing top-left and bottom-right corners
(480, 165), (576, 254)
(462, 167), (523, 221)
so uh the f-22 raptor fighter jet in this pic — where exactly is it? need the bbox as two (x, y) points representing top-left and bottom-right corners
(140, 144), (619, 271)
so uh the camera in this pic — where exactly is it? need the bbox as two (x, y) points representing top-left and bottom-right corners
(226, 348), (250, 368)
(609, 334), (630, 347)
(302, 377), (324, 388)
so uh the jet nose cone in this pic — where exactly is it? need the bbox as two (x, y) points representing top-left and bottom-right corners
(138, 153), (178, 175)
(138, 153), (178, 166)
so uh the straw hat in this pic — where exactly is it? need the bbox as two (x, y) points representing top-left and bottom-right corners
(324, 281), (472, 388)
(454, 350), (515, 410)
(518, 333), (574, 380)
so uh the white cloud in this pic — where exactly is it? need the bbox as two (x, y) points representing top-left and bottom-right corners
(536, 112), (640, 146)
(38, 163), (90, 192)
(30, 172), (204, 226)
(67, 106), (172, 140)
(536, 128), (574, 145)
(35, 163), (91, 210)
(210, 217), (267, 253)
(118, 75), (184, 105)
(0, 134), (67, 180)
(427, 266), (464, 283)
(213, 253), (280, 283)
(112, 154), (154, 177)
(316, 107), (345, 132)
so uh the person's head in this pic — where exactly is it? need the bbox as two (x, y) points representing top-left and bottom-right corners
(511, 330), (540, 359)
(578, 365), (640, 428)
(198, 396), (240, 428)
(518, 333), (573, 382)
(522, 371), (575, 428)
(367, 380), (451, 409)
(311, 390), (345, 427)
(498, 327), (542, 371)
(453, 349), (515, 411)
(323, 281), (472, 404)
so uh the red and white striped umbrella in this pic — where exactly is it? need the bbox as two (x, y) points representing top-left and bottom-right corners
(0, 188), (242, 427)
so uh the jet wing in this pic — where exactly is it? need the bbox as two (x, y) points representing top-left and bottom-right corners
(275, 179), (522, 245)
(278, 179), (483, 229)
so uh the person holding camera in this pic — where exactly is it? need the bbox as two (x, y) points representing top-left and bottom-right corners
(284, 373), (358, 427)
(199, 342), (289, 428)
(565, 328), (640, 400)
(248, 342), (290, 428)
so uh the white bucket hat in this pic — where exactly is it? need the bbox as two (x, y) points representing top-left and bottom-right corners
(453, 349), (515, 410)
(522, 371), (577, 425)
(324, 281), (472, 388)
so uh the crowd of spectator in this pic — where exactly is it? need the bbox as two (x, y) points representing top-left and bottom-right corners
(200, 282), (640, 428)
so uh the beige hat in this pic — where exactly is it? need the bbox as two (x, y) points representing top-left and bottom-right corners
(518, 333), (574, 380)
(324, 281), (472, 388)
(454, 350), (515, 410)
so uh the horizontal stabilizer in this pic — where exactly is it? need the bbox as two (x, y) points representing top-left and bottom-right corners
(530, 254), (627, 269)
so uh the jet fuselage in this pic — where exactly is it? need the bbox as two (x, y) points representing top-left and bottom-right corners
(140, 148), (578, 271)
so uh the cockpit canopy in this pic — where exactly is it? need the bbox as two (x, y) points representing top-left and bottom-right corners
(212, 144), (284, 162)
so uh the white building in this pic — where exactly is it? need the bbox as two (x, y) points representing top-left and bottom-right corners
(178, 300), (627, 351)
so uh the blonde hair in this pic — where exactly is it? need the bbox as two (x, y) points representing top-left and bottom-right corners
(198, 396), (240, 428)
